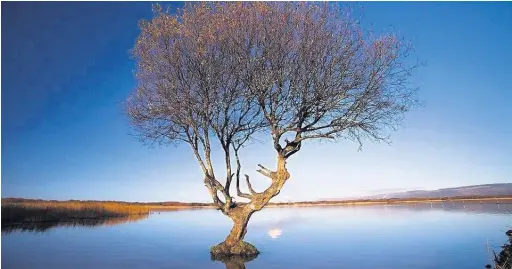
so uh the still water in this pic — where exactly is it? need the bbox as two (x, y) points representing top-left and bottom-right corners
(2, 202), (511, 269)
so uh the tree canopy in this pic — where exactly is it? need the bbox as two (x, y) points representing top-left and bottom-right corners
(126, 2), (418, 214)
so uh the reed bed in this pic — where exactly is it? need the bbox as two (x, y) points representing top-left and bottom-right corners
(487, 229), (512, 269)
(1, 199), (150, 225)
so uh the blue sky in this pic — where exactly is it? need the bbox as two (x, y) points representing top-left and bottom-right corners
(2, 2), (511, 202)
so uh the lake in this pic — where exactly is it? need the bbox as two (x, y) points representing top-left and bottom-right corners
(2, 202), (510, 269)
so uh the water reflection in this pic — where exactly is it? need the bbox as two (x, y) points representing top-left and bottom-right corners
(212, 254), (258, 269)
(2, 202), (508, 235)
(2, 214), (148, 233)
(268, 228), (282, 239)
(2, 204), (510, 269)
(387, 201), (511, 215)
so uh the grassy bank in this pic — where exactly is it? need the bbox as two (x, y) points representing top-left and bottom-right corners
(3, 196), (511, 224)
(2, 199), (150, 225)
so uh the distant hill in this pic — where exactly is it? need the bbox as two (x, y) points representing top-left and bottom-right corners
(361, 183), (512, 199)
(4, 184), (511, 206)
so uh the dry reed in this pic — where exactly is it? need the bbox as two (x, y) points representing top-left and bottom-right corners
(2, 199), (150, 224)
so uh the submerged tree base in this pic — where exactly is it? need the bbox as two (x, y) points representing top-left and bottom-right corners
(210, 241), (260, 260)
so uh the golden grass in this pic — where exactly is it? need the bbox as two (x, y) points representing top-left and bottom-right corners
(2, 199), (150, 224)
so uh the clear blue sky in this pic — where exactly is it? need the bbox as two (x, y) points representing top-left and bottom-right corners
(2, 2), (511, 202)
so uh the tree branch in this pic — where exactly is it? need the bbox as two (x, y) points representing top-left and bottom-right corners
(257, 169), (272, 178)
(245, 174), (257, 195)
(257, 164), (271, 174)
(236, 174), (252, 199)
(223, 146), (233, 197)
(204, 176), (225, 209)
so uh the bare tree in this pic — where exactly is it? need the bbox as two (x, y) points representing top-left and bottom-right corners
(126, 2), (418, 258)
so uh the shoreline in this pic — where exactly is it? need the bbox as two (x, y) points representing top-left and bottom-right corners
(147, 196), (512, 211)
(2, 196), (510, 224)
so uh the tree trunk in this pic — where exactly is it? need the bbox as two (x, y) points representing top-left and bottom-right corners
(210, 207), (259, 259)
(211, 155), (290, 260)
(225, 212), (251, 246)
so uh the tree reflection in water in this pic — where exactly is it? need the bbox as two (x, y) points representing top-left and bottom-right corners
(212, 253), (258, 269)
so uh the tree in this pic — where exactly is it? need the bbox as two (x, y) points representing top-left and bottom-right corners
(126, 2), (418, 258)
